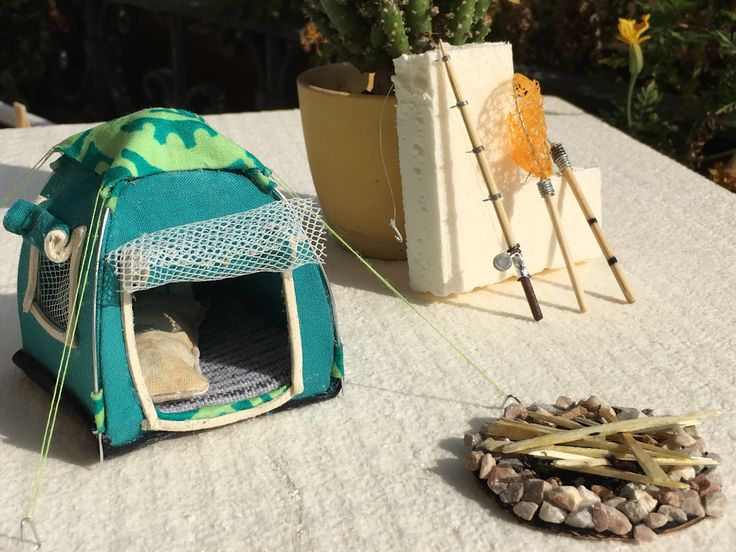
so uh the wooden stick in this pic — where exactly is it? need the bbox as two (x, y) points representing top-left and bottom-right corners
(437, 41), (543, 321)
(485, 420), (621, 451)
(502, 410), (717, 453)
(525, 410), (583, 429)
(555, 464), (690, 489)
(543, 193), (588, 312)
(621, 432), (671, 485)
(553, 458), (609, 468)
(550, 143), (636, 303)
(13, 102), (30, 128)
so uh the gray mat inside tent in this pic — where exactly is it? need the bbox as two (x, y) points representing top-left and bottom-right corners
(157, 294), (292, 414)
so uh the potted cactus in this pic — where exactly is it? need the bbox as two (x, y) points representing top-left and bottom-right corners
(298, 1), (498, 260)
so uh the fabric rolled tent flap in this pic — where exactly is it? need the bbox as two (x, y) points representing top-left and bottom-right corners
(3, 108), (344, 450)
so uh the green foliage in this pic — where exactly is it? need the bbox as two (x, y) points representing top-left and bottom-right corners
(490, 0), (736, 179)
(626, 0), (736, 167)
(0, 0), (52, 103)
(303, 1), (497, 77)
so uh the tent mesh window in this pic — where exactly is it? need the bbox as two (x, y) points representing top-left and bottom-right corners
(36, 252), (72, 331)
(107, 198), (326, 293)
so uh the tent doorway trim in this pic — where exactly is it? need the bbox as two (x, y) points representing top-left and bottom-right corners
(120, 270), (305, 433)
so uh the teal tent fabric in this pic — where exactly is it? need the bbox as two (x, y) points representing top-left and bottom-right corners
(6, 108), (343, 449)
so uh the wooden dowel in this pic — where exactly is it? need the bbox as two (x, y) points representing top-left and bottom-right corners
(551, 143), (636, 303)
(621, 432), (671, 485)
(501, 410), (717, 453)
(13, 102), (30, 128)
(438, 41), (543, 321)
(543, 194), (588, 313)
(555, 464), (689, 490)
(438, 42), (514, 246)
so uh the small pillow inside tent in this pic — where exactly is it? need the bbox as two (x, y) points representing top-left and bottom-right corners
(133, 292), (209, 404)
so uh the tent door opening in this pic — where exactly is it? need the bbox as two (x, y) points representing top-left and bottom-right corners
(121, 270), (304, 432)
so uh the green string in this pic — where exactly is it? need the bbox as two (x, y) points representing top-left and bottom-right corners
(0, 148), (55, 208)
(272, 174), (508, 400)
(26, 189), (106, 520)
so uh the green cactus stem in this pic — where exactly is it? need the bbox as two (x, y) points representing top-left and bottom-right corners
(449, 0), (478, 45)
(381, 0), (411, 58)
(405, 0), (433, 53)
(470, 0), (494, 41)
(319, 0), (371, 56)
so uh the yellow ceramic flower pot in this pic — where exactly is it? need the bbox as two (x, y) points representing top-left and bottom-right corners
(297, 63), (406, 260)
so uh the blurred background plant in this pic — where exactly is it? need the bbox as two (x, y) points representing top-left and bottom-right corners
(0, 1), (733, 190)
(0, 0), (60, 106)
(490, 0), (736, 191)
(302, 1), (514, 92)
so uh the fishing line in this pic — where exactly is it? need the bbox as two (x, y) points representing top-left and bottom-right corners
(26, 188), (105, 523)
(272, 173), (508, 399)
(378, 83), (403, 243)
(0, 148), (55, 208)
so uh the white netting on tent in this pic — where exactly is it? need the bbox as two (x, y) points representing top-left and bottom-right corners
(37, 253), (72, 330)
(106, 198), (326, 293)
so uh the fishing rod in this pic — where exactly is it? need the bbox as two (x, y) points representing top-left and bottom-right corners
(550, 142), (636, 304)
(438, 41), (543, 321)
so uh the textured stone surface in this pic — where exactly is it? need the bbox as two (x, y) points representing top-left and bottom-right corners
(618, 500), (652, 523)
(633, 524), (658, 543)
(644, 512), (668, 529)
(659, 490), (681, 508)
(591, 485), (614, 501)
(539, 502), (566, 524)
(565, 508), (594, 529)
(554, 396), (573, 410)
(577, 485), (602, 508)
(547, 486), (582, 512)
(606, 507), (634, 536)
(478, 453), (496, 480)
(522, 478), (548, 505)
(513, 501), (538, 521)
(658, 505), (688, 524)
(705, 492), (726, 518)
(668, 466), (696, 482)
(1, 101), (734, 551)
(678, 489), (706, 517)
(464, 450), (484, 471)
(488, 465), (519, 494)
(500, 481), (525, 504)
(592, 504), (610, 532)
(503, 403), (528, 421)
(689, 474), (721, 497)
(605, 497), (627, 510)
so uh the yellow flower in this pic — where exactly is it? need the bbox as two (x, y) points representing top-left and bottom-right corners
(617, 14), (651, 46)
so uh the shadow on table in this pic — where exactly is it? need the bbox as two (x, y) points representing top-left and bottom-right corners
(0, 165), (51, 203)
(430, 435), (519, 526)
(0, 293), (98, 467)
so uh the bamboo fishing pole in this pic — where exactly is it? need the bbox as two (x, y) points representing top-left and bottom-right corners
(507, 74), (588, 314)
(438, 41), (543, 321)
(550, 143), (636, 304)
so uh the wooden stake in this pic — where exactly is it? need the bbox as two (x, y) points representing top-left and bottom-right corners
(551, 143), (636, 303)
(13, 102), (30, 128)
(501, 410), (717, 453)
(437, 41), (543, 321)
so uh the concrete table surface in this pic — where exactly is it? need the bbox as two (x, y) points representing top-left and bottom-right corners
(0, 99), (734, 551)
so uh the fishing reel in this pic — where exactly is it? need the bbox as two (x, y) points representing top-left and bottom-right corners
(492, 245), (530, 279)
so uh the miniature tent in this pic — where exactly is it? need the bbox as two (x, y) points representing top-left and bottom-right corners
(3, 108), (343, 451)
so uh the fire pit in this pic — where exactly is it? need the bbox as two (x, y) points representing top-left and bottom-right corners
(464, 396), (725, 543)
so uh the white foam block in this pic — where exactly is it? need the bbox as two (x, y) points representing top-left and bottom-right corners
(393, 42), (602, 296)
